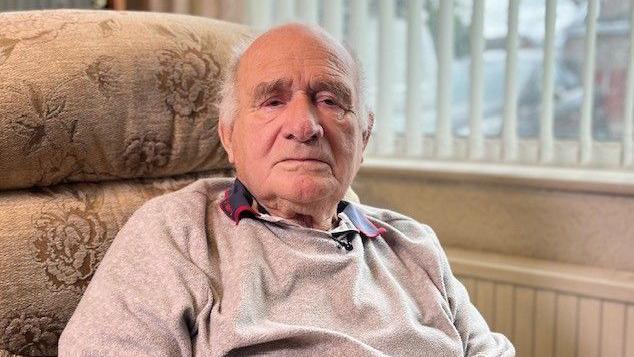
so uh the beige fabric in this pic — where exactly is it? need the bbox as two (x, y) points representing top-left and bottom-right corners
(0, 10), (251, 191)
(0, 9), (251, 356)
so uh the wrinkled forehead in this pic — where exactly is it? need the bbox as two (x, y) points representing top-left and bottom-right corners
(236, 27), (356, 95)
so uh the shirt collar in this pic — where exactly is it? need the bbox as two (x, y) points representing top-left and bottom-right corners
(220, 179), (385, 238)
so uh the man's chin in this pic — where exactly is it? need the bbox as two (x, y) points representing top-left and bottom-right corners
(280, 175), (340, 204)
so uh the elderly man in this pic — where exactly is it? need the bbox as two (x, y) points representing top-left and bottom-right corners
(59, 24), (514, 356)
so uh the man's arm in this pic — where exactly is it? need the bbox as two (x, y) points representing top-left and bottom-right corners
(58, 196), (213, 356)
(427, 226), (516, 357)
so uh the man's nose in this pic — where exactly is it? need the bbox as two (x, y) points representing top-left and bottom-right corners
(282, 93), (324, 143)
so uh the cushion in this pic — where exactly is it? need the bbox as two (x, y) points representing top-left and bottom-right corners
(0, 10), (251, 191)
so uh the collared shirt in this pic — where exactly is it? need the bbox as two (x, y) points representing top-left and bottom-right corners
(220, 179), (385, 250)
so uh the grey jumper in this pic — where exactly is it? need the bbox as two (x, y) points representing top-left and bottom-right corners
(59, 178), (514, 356)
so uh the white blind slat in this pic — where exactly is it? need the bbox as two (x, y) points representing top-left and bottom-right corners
(539, 0), (558, 163)
(469, 0), (486, 160)
(502, 0), (520, 161)
(296, 0), (318, 24)
(579, 0), (599, 164)
(622, 1), (634, 166)
(436, 0), (454, 158)
(246, 0), (273, 31)
(406, 0), (424, 157)
(275, 0), (295, 25)
(322, 0), (343, 41)
(375, 0), (396, 156)
(349, 0), (368, 58)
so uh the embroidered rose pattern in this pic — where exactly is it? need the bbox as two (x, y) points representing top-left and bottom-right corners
(86, 55), (121, 99)
(32, 188), (108, 293)
(157, 47), (219, 120)
(0, 312), (65, 355)
(123, 135), (170, 176)
(155, 27), (222, 122)
(10, 80), (90, 186)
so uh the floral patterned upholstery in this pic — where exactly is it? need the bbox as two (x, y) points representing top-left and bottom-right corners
(0, 9), (250, 356)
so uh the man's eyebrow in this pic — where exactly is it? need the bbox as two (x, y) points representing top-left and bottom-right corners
(251, 78), (293, 103)
(309, 80), (353, 105)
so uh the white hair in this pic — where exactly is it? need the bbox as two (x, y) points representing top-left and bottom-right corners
(217, 34), (371, 134)
(218, 38), (253, 129)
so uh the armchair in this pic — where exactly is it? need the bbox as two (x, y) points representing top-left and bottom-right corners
(0, 9), (250, 356)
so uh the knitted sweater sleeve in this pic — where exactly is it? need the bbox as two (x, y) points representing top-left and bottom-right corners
(58, 194), (213, 357)
(426, 225), (516, 357)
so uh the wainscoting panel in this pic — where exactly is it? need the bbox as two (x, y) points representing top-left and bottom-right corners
(450, 248), (634, 357)
(534, 290), (556, 357)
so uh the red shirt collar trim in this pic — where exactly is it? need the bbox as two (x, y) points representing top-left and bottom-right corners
(220, 179), (384, 237)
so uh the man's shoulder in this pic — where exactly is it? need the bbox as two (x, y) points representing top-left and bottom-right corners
(350, 202), (438, 242)
(137, 177), (233, 218)
(351, 202), (415, 223)
(111, 177), (233, 253)
(118, 177), (233, 242)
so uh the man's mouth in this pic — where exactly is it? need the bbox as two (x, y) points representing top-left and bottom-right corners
(277, 158), (332, 169)
(281, 158), (325, 163)
(279, 158), (327, 164)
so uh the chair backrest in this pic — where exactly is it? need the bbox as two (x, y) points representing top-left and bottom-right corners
(0, 9), (250, 356)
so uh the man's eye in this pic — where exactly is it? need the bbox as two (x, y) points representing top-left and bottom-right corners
(263, 98), (284, 107)
(318, 97), (340, 107)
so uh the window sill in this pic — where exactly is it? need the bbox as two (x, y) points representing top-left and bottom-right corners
(361, 157), (634, 197)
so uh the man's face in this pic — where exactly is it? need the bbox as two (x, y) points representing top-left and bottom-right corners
(220, 26), (370, 207)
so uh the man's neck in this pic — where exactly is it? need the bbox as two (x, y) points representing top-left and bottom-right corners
(256, 198), (338, 231)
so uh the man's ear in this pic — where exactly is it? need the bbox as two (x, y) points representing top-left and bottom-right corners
(218, 118), (235, 164)
(362, 111), (374, 150)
